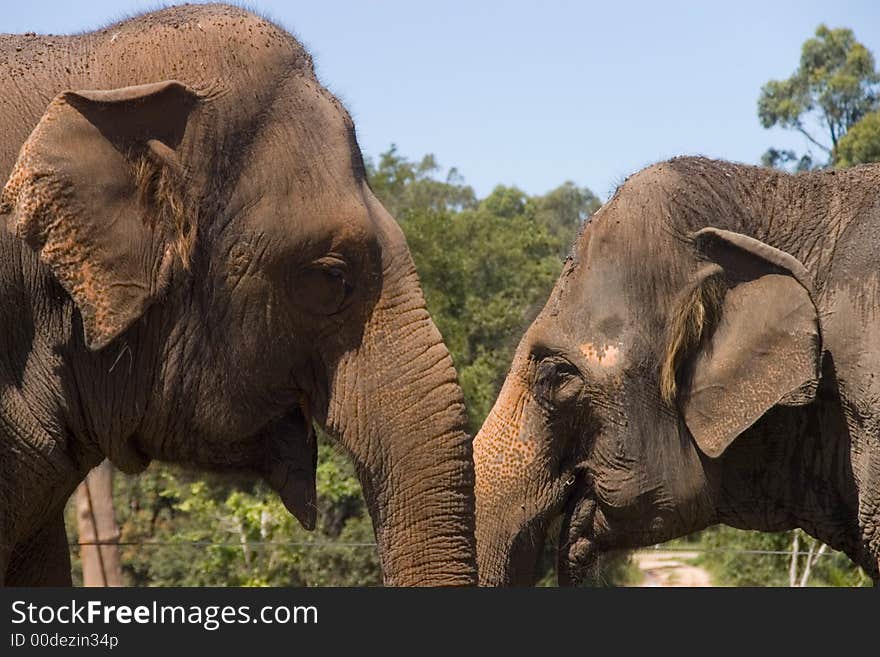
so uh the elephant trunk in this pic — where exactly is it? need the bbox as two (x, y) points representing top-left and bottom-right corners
(473, 372), (549, 586)
(325, 251), (477, 586)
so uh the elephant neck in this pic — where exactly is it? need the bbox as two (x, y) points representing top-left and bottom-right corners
(712, 389), (874, 576)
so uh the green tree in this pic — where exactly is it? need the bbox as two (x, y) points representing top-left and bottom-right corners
(532, 181), (601, 256)
(758, 25), (880, 169)
(69, 432), (381, 587)
(835, 109), (880, 166)
(366, 144), (476, 218)
(697, 527), (870, 587)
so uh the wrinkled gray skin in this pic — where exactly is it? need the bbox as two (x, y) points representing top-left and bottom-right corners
(0, 5), (476, 586)
(475, 156), (880, 586)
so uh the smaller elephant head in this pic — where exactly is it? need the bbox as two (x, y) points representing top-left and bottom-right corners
(474, 157), (828, 585)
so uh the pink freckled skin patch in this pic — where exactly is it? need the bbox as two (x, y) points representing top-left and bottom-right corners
(579, 342), (621, 368)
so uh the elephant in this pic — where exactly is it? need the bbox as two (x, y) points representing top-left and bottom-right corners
(474, 155), (880, 586)
(0, 4), (476, 586)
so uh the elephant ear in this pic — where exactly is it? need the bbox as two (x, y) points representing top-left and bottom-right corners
(0, 80), (199, 350)
(678, 227), (822, 458)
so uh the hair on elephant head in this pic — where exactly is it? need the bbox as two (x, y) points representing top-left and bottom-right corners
(0, 5), (475, 586)
(474, 156), (880, 586)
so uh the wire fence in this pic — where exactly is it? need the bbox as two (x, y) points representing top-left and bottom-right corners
(72, 541), (378, 548)
(70, 541), (837, 556)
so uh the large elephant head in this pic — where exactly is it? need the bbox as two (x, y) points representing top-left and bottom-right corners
(473, 157), (824, 585)
(0, 7), (475, 585)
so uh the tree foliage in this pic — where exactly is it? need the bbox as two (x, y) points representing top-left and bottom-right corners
(73, 434), (381, 587)
(696, 527), (870, 587)
(365, 144), (477, 217)
(758, 24), (880, 168)
(835, 109), (880, 166)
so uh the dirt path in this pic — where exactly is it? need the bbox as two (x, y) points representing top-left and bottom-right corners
(632, 550), (712, 587)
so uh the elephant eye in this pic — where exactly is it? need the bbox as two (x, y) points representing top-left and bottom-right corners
(296, 255), (355, 316)
(324, 264), (352, 292)
(534, 357), (584, 410)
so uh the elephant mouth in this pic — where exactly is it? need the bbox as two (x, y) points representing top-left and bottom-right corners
(262, 395), (319, 530)
(557, 494), (599, 586)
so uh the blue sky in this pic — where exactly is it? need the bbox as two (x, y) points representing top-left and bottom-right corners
(5, 1), (880, 199)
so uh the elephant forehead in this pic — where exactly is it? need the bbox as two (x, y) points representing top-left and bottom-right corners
(229, 87), (375, 248)
(579, 341), (623, 369)
(234, 184), (374, 249)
